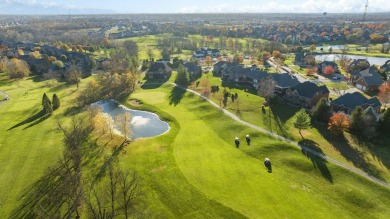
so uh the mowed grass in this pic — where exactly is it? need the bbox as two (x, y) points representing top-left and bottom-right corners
(0, 75), (83, 215)
(126, 85), (390, 218)
(190, 73), (390, 182)
(2, 74), (390, 218)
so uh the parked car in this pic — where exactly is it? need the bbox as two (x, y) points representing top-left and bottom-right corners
(332, 76), (341, 80)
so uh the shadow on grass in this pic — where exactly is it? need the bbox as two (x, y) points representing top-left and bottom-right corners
(221, 81), (257, 94)
(262, 103), (297, 138)
(9, 161), (75, 218)
(63, 106), (83, 117)
(49, 83), (68, 93)
(9, 137), (110, 218)
(169, 86), (186, 106)
(7, 110), (46, 131)
(140, 76), (169, 90)
(299, 139), (333, 183)
(350, 134), (390, 171)
(313, 122), (385, 181)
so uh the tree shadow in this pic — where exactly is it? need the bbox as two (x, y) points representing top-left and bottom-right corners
(312, 122), (385, 181)
(140, 76), (169, 90)
(8, 110), (46, 131)
(168, 86), (186, 106)
(350, 134), (390, 170)
(63, 106), (83, 117)
(221, 81), (257, 94)
(48, 83), (68, 92)
(268, 103), (298, 138)
(23, 114), (51, 129)
(9, 161), (75, 218)
(299, 139), (333, 183)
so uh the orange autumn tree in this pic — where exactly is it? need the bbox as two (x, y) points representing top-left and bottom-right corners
(328, 113), (349, 135)
(378, 81), (390, 107)
(323, 65), (335, 75)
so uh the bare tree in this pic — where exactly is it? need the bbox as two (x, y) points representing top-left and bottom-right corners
(115, 112), (132, 140)
(119, 171), (141, 219)
(57, 117), (94, 218)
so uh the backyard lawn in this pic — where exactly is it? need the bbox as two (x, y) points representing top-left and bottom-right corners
(1, 72), (390, 218)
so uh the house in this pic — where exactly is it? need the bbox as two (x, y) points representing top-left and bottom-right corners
(183, 62), (201, 79)
(146, 62), (172, 79)
(193, 47), (220, 59)
(355, 75), (383, 92)
(317, 61), (339, 74)
(330, 92), (382, 116)
(213, 61), (238, 76)
(380, 60), (390, 75)
(349, 65), (379, 83)
(283, 81), (330, 108)
(257, 73), (300, 98)
(221, 64), (269, 87)
(348, 59), (370, 72)
(349, 66), (383, 91)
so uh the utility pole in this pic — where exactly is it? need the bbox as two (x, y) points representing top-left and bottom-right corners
(363, 0), (368, 22)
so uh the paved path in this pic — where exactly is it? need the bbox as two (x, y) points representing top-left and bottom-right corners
(172, 83), (390, 189)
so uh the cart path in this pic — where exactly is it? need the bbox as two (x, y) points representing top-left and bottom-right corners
(167, 83), (390, 189)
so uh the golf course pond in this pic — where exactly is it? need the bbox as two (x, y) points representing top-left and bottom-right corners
(93, 99), (170, 139)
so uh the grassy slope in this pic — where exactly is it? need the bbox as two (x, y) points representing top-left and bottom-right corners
(128, 84), (390, 218)
(0, 75), (81, 215)
(190, 73), (390, 182)
(2, 73), (390, 218)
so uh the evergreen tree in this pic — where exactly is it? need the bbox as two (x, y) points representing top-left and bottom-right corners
(379, 108), (390, 134)
(293, 109), (311, 139)
(349, 106), (364, 133)
(52, 93), (60, 111)
(311, 97), (331, 123)
(42, 93), (53, 115)
(175, 64), (190, 87)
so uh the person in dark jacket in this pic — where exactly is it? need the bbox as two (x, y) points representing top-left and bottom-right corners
(234, 137), (240, 148)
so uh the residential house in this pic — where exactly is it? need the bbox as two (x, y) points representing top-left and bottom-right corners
(349, 66), (383, 91)
(193, 47), (220, 59)
(355, 76), (383, 92)
(146, 62), (172, 79)
(283, 81), (330, 108)
(221, 64), (269, 87)
(348, 59), (370, 72)
(330, 92), (382, 117)
(380, 60), (390, 76)
(213, 61), (238, 76)
(317, 61), (339, 74)
(257, 73), (300, 98)
(183, 62), (201, 79)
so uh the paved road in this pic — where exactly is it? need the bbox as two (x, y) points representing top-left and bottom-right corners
(172, 83), (390, 189)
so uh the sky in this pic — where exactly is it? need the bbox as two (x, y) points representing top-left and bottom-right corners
(0, 0), (389, 15)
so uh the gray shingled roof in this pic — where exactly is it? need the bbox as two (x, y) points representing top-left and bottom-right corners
(271, 73), (300, 88)
(360, 75), (383, 86)
(291, 81), (329, 98)
(331, 92), (381, 110)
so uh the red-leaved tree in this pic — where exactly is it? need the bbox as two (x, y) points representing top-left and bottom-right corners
(323, 65), (335, 75)
(328, 113), (349, 135)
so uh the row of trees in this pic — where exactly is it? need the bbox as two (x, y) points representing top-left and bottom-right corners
(293, 97), (390, 140)
(42, 93), (60, 115)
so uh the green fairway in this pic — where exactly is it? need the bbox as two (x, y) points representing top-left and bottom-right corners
(2, 74), (390, 218)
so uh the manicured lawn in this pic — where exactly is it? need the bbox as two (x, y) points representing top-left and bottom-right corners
(190, 73), (390, 182)
(2, 73), (390, 218)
